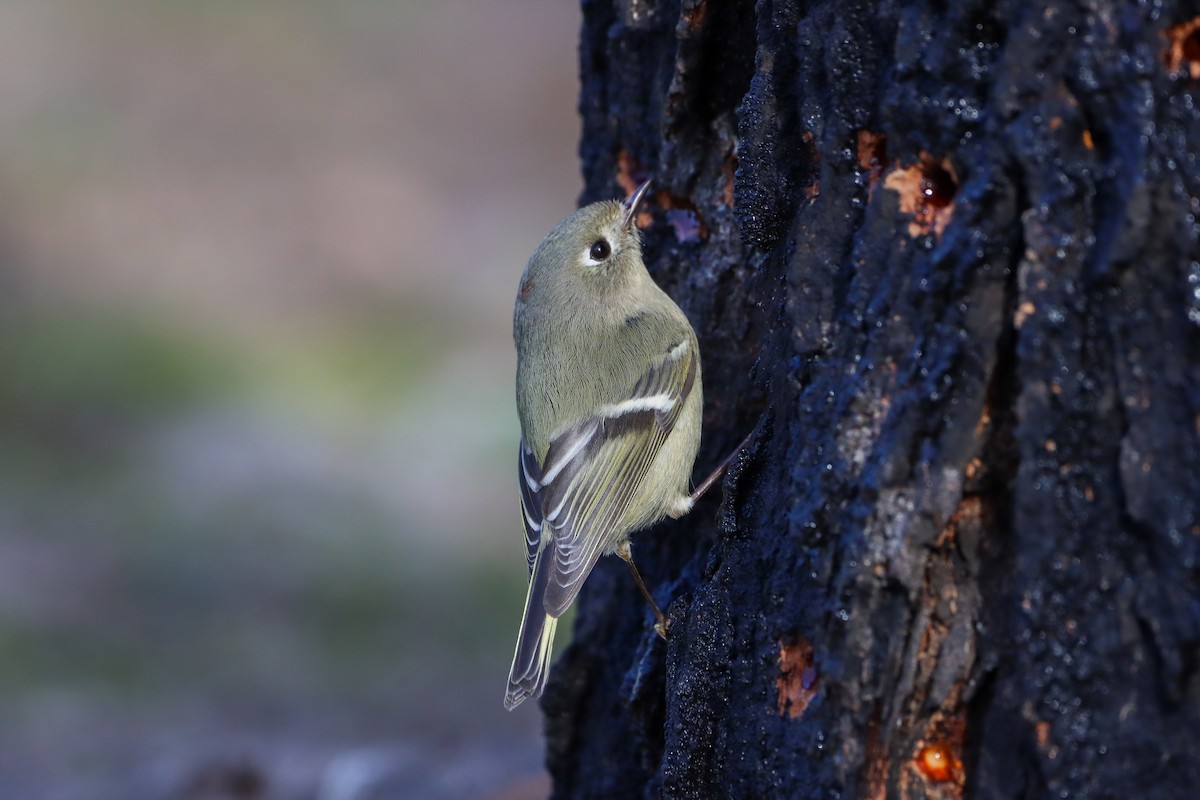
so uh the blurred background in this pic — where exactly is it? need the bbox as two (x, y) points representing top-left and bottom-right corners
(0, 1), (581, 798)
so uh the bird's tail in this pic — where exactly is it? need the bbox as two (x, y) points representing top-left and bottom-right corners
(505, 543), (559, 710)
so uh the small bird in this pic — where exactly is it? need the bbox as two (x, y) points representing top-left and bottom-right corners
(505, 181), (714, 711)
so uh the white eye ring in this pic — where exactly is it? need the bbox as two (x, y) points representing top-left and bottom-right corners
(581, 237), (611, 267)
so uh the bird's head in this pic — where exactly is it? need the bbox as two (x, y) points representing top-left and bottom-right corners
(518, 180), (654, 305)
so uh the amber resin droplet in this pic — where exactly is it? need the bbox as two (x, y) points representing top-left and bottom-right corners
(916, 742), (959, 782)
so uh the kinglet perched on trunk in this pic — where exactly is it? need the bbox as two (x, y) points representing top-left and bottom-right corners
(505, 181), (707, 711)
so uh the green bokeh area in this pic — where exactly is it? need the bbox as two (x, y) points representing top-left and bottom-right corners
(0, 310), (539, 792)
(0, 0), (580, 793)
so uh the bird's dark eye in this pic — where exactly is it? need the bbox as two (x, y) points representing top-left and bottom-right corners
(589, 239), (611, 261)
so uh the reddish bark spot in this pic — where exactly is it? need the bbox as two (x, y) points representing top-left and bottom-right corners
(862, 718), (889, 800)
(1035, 720), (1051, 748)
(681, 0), (707, 29)
(722, 155), (736, 207)
(883, 153), (958, 238)
(1015, 300), (1037, 327)
(616, 150), (645, 196)
(857, 130), (888, 194)
(776, 637), (818, 719)
(802, 130), (820, 200)
(936, 495), (982, 550)
(1164, 18), (1200, 79)
(615, 151), (655, 228)
(652, 191), (708, 242)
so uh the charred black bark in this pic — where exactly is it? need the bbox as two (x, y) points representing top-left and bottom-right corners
(544, 1), (1200, 798)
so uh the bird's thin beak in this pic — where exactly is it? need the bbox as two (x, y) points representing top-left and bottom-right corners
(622, 179), (653, 231)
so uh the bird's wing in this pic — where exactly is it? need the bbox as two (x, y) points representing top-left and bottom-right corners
(531, 338), (697, 618)
(518, 439), (544, 573)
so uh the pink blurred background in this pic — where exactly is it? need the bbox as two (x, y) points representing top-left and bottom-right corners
(0, 2), (582, 797)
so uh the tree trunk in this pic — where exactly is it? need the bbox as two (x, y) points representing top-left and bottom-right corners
(543, 1), (1200, 798)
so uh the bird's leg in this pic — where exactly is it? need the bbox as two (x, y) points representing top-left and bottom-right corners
(620, 430), (758, 640)
(615, 541), (669, 639)
(688, 429), (757, 504)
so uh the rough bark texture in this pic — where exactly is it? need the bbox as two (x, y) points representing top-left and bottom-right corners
(544, 1), (1200, 798)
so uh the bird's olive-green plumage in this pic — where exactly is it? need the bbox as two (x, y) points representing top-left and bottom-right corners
(505, 182), (703, 710)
